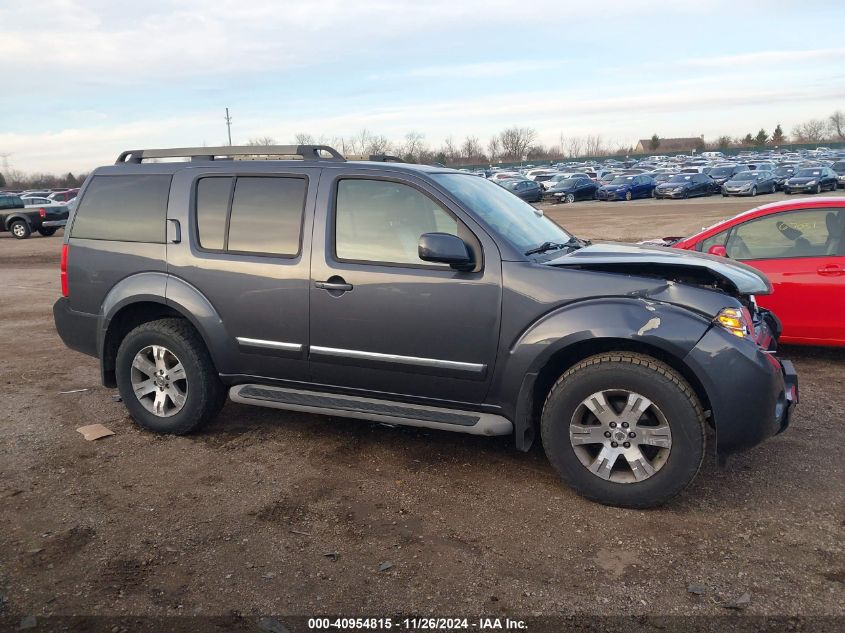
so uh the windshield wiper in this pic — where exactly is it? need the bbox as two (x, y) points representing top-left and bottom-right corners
(524, 235), (590, 256)
(524, 241), (567, 256)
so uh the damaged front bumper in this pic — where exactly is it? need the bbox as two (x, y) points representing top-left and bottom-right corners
(684, 324), (797, 454)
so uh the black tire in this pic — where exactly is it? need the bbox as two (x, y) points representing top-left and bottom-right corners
(625, 191), (632, 201)
(750, 186), (757, 197)
(9, 220), (31, 239)
(115, 318), (226, 434)
(814, 184), (821, 194)
(540, 352), (705, 509)
(37, 227), (57, 237)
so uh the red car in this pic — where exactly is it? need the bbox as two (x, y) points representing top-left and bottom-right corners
(672, 197), (845, 347)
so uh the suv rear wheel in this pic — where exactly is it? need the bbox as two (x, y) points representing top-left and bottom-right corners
(115, 318), (226, 434)
(541, 352), (705, 508)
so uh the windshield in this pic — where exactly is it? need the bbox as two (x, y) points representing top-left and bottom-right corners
(433, 174), (571, 252)
(733, 172), (757, 181)
(668, 175), (693, 183)
(609, 176), (634, 185)
(795, 169), (821, 177)
(832, 161), (845, 171)
(709, 167), (734, 177)
(557, 178), (583, 187)
(775, 167), (794, 176)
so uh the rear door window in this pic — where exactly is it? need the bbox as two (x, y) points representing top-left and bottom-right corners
(195, 175), (306, 257)
(70, 175), (171, 242)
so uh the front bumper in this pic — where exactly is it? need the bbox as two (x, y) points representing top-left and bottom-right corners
(598, 190), (625, 200)
(684, 326), (797, 454)
(655, 189), (686, 198)
(783, 184), (816, 193)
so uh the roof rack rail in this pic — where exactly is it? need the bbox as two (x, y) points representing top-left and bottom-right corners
(367, 154), (406, 163)
(115, 145), (345, 165)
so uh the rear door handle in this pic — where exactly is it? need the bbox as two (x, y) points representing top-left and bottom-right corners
(817, 264), (843, 276)
(315, 277), (353, 292)
(167, 218), (181, 244)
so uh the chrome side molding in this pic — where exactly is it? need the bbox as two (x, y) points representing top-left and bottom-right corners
(309, 345), (485, 373)
(236, 337), (302, 352)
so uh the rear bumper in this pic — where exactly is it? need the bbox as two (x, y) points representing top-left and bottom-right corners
(41, 219), (67, 228)
(685, 326), (797, 454)
(53, 297), (98, 358)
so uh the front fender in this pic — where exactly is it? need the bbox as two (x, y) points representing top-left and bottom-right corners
(497, 297), (712, 448)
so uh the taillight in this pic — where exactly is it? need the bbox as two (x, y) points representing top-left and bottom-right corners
(39, 208), (46, 218)
(60, 244), (69, 297)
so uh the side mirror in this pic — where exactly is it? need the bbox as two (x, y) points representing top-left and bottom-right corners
(418, 232), (474, 270)
(707, 244), (728, 257)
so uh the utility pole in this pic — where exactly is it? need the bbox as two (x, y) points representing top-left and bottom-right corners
(224, 108), (233, 146)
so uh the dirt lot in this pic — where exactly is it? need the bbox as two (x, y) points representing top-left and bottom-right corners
(1, 195), (843, 624)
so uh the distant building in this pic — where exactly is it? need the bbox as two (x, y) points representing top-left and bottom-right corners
(635, 137), (703, 153)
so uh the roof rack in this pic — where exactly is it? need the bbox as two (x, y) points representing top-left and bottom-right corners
(115, 145), (345, 164)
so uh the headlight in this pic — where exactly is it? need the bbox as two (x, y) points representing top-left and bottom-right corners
(806, 180), (816, 186)
(714, 307), (752, 338)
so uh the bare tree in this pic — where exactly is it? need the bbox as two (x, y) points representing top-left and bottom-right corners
(487, 137), (500, 163)
(584, 134), (605, 156)
(443, 136), (460, 163)
(401, 131), (426, 162)
(294, 133), (315, 144)
(461, 136), (483, 162)
(829, 110), (845, 141)
(247, 136), (276, 146)
(367, 135), (392, 155)
(566, 136), (583, 158)
(498, 126), (536, 160)
(792, 119), (827, 143)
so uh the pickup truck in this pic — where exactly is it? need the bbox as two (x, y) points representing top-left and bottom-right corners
(0, 193), (69, 238)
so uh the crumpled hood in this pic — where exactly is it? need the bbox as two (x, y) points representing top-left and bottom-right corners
(545, 242), (772, 295)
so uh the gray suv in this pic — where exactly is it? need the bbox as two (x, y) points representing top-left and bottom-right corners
(53, 145), (797, 508)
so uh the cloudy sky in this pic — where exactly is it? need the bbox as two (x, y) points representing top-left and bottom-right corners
(1, 0), (843, 174)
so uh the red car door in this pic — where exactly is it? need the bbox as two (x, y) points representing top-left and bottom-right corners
(725, 207), (845, 346)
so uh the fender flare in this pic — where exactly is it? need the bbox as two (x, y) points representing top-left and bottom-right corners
(4, 213), (33, 231)
(501, 297), (712, 450)
(99, 272), (236, 375)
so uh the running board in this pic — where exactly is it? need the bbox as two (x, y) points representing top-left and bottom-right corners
(229, 384), (512, 436)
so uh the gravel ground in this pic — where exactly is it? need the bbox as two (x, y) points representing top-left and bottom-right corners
(0, 195), (843, 625)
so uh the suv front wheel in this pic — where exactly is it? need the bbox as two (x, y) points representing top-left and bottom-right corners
(541, 352), (705, 508)
(115, 318), (226, 434)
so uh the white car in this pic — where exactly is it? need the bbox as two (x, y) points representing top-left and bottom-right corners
(23, 197), (65, 208)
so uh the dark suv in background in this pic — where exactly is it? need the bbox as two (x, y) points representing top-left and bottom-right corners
(53, 145), (797, 508)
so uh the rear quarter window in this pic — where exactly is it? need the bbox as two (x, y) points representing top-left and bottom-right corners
(70, 175), (171, 242)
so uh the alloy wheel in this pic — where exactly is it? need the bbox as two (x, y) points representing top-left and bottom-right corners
(569, 390), (672, 483)
(130, 345), (188, 417)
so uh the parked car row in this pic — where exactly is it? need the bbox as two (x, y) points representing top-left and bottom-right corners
(472, 147), (845, 204)
(0, 187), (79, 204)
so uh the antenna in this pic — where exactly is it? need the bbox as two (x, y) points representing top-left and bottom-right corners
(224, 108), (233, 146)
